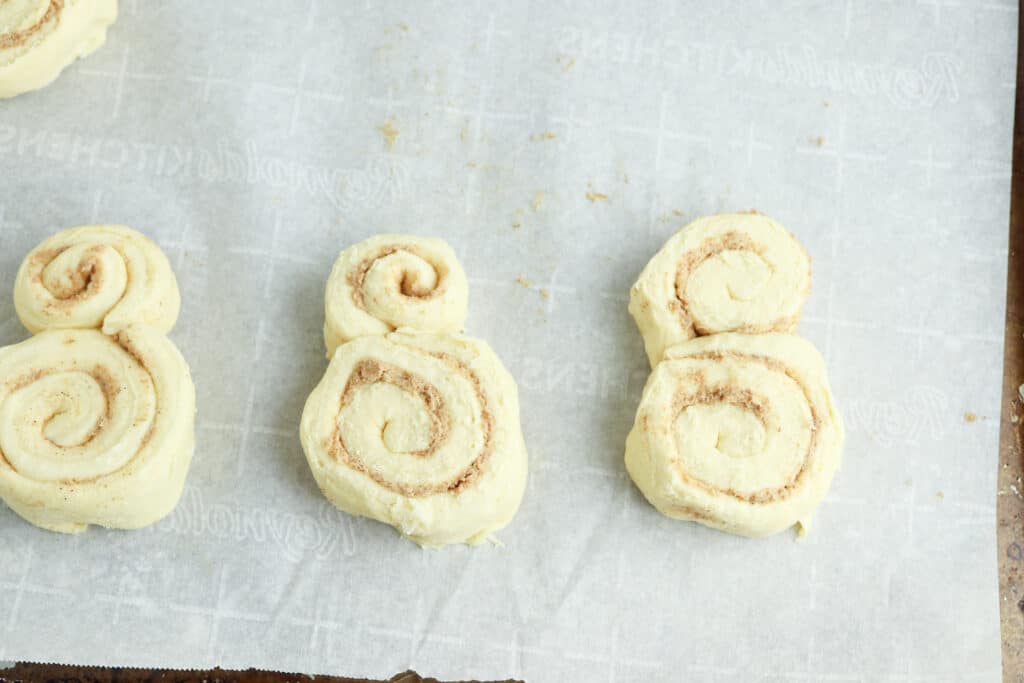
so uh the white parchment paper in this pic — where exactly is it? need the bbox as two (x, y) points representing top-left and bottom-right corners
(0, 2), (1016, 681)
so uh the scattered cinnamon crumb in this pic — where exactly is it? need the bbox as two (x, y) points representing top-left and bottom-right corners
(399, 23), (409, 31)
(738, 208), (762, 215)
(378, 120), (400, 150)
(467, 161), (478, 168)
(516, 276), (532, 288)
(936, 491), (944, 500)
(811, 136), (825, 147)
(672, 209), (685, 217)
(585, 190), (608, 203)
(557, 55), (576, 73)
(824, 101), (831, 108)
(539, 288), (550, 299)
(964, 412), (978, 423)
(531, 131), (558, 141)
(532, 192), (546, 211)
(512, 207), (526, 230)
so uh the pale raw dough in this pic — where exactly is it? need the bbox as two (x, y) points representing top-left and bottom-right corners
(14, 224), (181, 336)
(323, 234), (469, 358)
(0, 0), (118, 99)
(624, 333), (843, 537)
(301, 330), (528, 547)
(629, 213), (811, 366)
(0, 326), (195, 533)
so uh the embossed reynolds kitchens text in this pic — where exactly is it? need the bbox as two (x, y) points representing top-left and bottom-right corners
(558, 28), (960, 108)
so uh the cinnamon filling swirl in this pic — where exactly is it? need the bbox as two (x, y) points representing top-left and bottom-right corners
(0, 0), (62, 50)
(670, 351), (820, 505)
(328, 353), (494, 497)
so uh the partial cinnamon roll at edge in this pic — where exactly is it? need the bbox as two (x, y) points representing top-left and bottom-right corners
(0, 325), (196, 533)
(0, 0), (119, 99)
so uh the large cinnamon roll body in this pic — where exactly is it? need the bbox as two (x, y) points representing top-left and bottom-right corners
(14, 225), (180, 335)
(0, 326), (195, 533)
(300, 330), (528, 547)
(0, 0), (118, 99)
(323, 235), (468, 358)
(625, 333), (842, 537)
(630, 213), (811, 366)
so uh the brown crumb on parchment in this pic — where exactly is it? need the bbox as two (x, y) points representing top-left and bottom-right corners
(964, 412), (978, 423)
(379, 120), (400, 150)
(512, 207), (526, 230)
(516, 276), (532, 289)
(585, 186), (608, 203)
(532, 192), (546, 211)
(539, 288), (550, 300)
(811, 136), (826, 147)
(936, 491), (944, 500)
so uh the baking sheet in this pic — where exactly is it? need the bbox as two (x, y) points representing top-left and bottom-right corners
(0, 2), (1016, 681)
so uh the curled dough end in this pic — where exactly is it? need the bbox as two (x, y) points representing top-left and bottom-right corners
(0, 0), (119, 99)
(323, 234), (469, 357)
(0, 325), (196, 533)
(14, 224), (181, 336)
(625, 333), (843, 537)
(300, 330), (528, 547)
(629, 213), (811, 366)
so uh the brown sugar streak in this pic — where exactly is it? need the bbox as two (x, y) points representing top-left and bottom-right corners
(669, 350), (820, 505)
(672, 230), (801, 336)
(0, 0), (62, 50)
(31, 244), (111, 310)
(327, 352), (494, 497)
(347, 245), (446, 317)
(2, 358), (144, 484)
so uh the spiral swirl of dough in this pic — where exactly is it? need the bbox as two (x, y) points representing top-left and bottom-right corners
(0, 0), (119, 99)
(0, 326), (195, 533)
(629, 213), (811, 366)
(301, 330), (528, 547)
(323, 235), (469, 357)
(14, 225), (181, 336)
(625, 333), (842, 537)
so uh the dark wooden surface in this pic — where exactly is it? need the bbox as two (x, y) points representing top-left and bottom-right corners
(0, 665), (519, 683)
(1000, 5), (1024, 682)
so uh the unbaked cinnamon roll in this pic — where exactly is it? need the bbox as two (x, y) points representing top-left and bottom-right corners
(0, 0), (118, 99)
(14, 224), (180, 336)
(300, 330), (528, 547)
(625, 333), (843, 537)
(323, 235), (469, 358)
(630, 213), (811, 366)
(0, 326), (195, 533)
